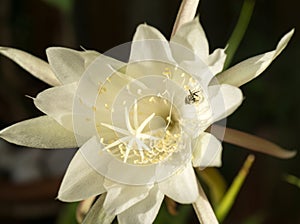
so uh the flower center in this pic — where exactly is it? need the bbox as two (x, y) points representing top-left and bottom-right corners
(91, 60), (212, 168)
(99, 96), (181, 165)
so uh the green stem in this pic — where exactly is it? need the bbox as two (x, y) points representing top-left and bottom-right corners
(223, 0), (255, 70)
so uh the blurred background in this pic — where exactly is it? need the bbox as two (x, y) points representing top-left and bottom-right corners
(0, 0), (299, 223)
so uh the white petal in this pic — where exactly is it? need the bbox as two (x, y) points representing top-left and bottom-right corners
(82, 194), (115, 224)
(58, 140), (106, 202)
(0, 47), (60, 86)
(171, 17), (209, 60)
(46, 47), (100, 84)
(34, 82), (76, 131)
(209, 84), (243, 122)
(129, 24), (175, 63)
(192, 132), (222, 167)
(215, 125), (297, 159)
(117, 185), (164, 224)
(205, 48), (226, 75)
(158, 163), (199, 203)
(132, 24), (167, 41)
(217, 29), (294, 87)
(192, 183), (219, 224)
(103, 179), (152, 215)
(0, 116), (77, 148)
(171, 0), (200, 36)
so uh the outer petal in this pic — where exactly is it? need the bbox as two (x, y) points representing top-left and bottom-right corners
(103, 179), (152, 215)
(46, 47), (100, 84)
(212, 125), (297, 159)
(193, 182), (219, 224)
(171, 17), (209, 60)
(117, 185), (164, 224)
(57, 140), (106, 202)
(192, 132), (222, 167)
(34, 82), (76, 131)
(132, 24), (167, 41)
(158, 163), (199, 203)
(217, 29), (294, 87)
(0, 47), (60, 86)
(129, 24), (175, 64)
(209, 84), (243, 122)
(0, 116), (77, 148)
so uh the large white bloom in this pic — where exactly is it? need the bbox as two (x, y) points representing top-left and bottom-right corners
(0, 17), (293, 224)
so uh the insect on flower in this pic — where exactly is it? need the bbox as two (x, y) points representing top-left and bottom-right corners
(185, 89), (201, 104)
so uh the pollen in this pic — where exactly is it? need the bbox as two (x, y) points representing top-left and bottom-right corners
(162, 67), (172, 78)
(99, 96), (182, 165)
(106, 77), (112, 83)
(99, 87), (107, 93)
(149, 96), (156, 103)
(189, 77), (196, 84)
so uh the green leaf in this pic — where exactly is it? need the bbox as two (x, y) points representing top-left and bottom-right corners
(56, 202), (78, 224)
(283, 174), (300, 188)
(196, 167), (227, 206)
(242, 212), (266, 224)
(215, 155), (255, 223)
(43, 0), (74, 13)
(223, 0), (255, 70)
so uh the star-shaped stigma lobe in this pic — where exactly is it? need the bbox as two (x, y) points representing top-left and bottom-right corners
(100, 103), (159, 163)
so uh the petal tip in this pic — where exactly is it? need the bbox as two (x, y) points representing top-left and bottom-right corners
(0, 46), (8, 52)
(283, 149), (297, 159)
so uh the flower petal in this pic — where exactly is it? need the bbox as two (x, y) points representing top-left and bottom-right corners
(58, 140), (106, 202)
(129, 24), (175, 63)
(171, 17), (209, 60)
(82, 194), (115, 224)
(0, 116), (77, 148)
(209, 84), (243, 122)
(34, 82), (76, 131)
(132, 24), (167, 41)
(46, 47), (100, 84)
(0, 47), (60, 86)
(117, 185), (164, 224)
(217, 29), (294, 87)
(158, 163), (199, 203)
(171, 0), (200, 36)
(205, 48), (226, 75)
(103, 179), (152, 215)
(211, 125), (297, 159)
(192, 182), (219, 224)
(192, 132), (222, 168)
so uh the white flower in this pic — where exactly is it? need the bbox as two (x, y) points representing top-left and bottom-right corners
(0, 17), (293, 224)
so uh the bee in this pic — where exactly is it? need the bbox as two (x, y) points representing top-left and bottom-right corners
(185, 89), (200, 104)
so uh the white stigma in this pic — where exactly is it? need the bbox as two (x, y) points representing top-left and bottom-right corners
(101, 105), (158, 163)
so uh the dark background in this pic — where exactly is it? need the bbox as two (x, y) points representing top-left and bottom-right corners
(0, 0), (299, 223)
